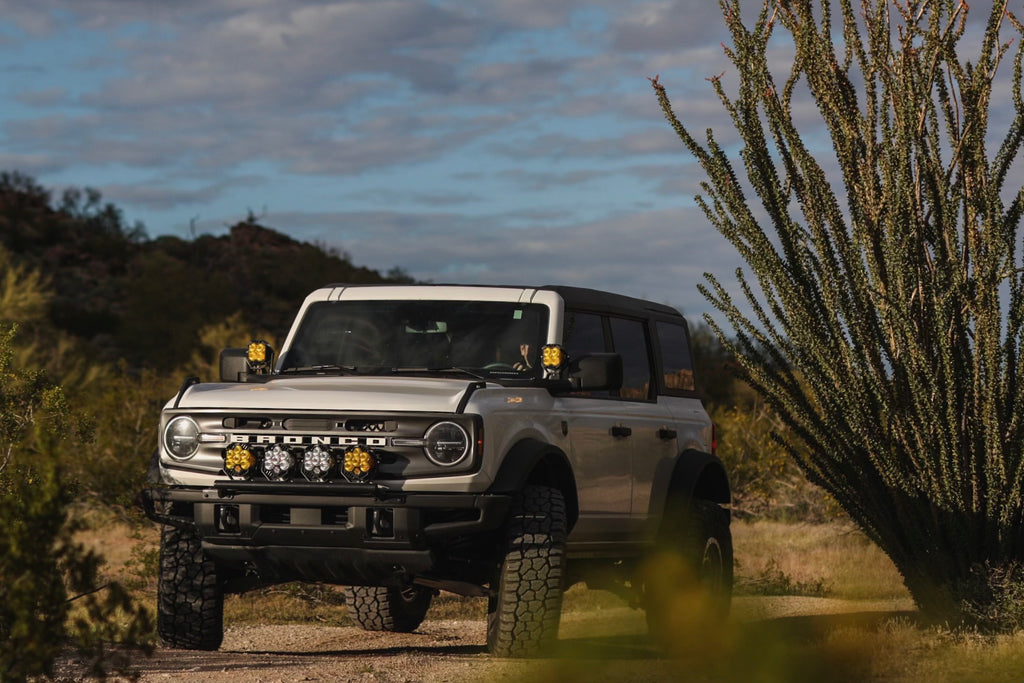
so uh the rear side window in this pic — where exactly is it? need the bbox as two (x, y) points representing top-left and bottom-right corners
(656, 321), (695, 392)
(609, 317), (652, 401)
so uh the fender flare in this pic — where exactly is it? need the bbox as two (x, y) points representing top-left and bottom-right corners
(489, 438), (579, 530)
(651, 449), (731, 527)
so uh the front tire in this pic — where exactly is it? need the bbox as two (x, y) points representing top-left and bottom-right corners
(343, 585), (433, 632)
(486, 484), (567, 657)
(157, 525), (224, 650)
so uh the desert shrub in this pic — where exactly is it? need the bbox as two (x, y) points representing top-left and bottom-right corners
(76, 365), (180, 507)
(0, 326), (152, 681)
(714, 400), (835, 521)
(736, 557), (830, 597)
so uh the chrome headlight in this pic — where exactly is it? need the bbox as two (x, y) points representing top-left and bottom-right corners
(164, 416), (200, 460)
(423, 421), (470, 466)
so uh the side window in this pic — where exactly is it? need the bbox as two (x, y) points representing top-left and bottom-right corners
(657, 320), (695, 392)
(563, 310), (606, 356)
(609, 317), (652, 401)
(562, 310), (609, 398)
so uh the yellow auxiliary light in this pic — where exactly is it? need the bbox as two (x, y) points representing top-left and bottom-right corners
(247, 341), (267, 363)
(245, 339), (275, 376)
(541, 344), (565, 369)
(342, 446), (375, 481)
(224, 444), (256, 476)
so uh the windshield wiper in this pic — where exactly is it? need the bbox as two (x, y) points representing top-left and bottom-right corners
(390, 367), (488, 380)
(278, 364), (359, 375)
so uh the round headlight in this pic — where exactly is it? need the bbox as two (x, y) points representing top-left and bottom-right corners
(164, 416), (200, 460)
(424, 421), (470, 466)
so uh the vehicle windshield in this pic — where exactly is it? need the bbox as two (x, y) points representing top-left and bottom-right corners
(279, 300), (549, 380)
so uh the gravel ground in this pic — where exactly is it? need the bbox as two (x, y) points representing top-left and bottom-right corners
(60, 596), (916, 682)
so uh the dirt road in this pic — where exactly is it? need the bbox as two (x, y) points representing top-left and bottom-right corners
(84, 596), (914, 682)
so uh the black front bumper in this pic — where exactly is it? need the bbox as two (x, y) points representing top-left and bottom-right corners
(141, 481), (511, 586)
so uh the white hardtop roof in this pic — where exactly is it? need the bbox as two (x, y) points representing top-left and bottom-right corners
(313, 284), (562, 305)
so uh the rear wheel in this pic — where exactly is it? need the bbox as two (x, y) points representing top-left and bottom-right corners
(486, 484), (567, 657)
(157, 525), (224, 650)
(643, 498), (732, 649)
(343, 585), (433, 632)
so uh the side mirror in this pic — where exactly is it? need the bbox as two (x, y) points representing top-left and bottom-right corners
(219, 348), (248, 382)
(220, 341), (275, 382)
(569, 353), (623, 392)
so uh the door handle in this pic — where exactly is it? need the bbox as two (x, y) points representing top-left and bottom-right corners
(658, 428), (677, 440)
(610, 425), (632, 438)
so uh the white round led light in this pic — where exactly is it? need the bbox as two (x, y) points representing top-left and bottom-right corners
(263, 444), (295, 479)
(302, 445), (334, 480)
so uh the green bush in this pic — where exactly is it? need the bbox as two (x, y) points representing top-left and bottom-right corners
(714, 401), (834, 521)
(0, 326), (152, 681)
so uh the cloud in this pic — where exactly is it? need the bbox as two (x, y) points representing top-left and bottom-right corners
(98, 175), (267, 211)
(2, 0), (1020, 324)
(262, 202), (742, 315)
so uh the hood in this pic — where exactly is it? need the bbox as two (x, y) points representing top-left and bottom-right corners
(174, 376), (479, 413)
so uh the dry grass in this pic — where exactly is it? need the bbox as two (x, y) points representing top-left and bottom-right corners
(74, 509), (1024, 681)
(732, 519), (909, 599)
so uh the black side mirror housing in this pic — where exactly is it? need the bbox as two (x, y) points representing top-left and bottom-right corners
(219, 343), (275, 383)
(219, 348), (249, 382)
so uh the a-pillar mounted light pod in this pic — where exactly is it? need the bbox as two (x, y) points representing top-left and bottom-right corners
(541, 344), (566, 379)
(246, 339), (275, 376)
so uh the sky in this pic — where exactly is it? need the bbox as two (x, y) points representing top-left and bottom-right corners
(0, 1), (1019, 322)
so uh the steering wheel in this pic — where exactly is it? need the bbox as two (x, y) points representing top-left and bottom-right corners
(483, 362), (517, 371)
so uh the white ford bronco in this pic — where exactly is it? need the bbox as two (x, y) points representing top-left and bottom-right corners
(142, 284), (731, 656)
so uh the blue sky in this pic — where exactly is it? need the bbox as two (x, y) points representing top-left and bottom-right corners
(0, 1), (1019, 321)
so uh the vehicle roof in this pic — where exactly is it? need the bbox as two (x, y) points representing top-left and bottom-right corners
(541, 285), (682, 319)
(318, 283), (684, 320)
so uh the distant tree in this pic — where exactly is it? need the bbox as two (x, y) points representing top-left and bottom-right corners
(689, 319), (742, 409)
(655, 0), (1024, 628)
(0, 173), (404, 369)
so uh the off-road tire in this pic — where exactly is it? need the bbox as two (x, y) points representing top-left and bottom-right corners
(486, 484), (567, 657)
(644, 498), (733, 648)
(343, 585), (433, 632)
(157, 525), (224, 650)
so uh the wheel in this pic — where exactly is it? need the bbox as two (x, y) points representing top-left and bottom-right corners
(157, 525), (224, 650)
(643, 498), (732, 650)
(486, 484), (567, 657)
(343, 585), (433, 632)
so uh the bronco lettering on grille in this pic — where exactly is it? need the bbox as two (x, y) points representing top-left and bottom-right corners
(228, 434), (389, 447)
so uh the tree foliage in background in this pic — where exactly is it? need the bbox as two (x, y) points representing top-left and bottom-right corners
(713, 400), (834, 520)
(654, 0), (1024, 628)
(0, 172), (399, 370)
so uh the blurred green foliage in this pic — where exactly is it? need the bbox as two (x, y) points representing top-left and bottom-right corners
(0, 325), (152, 681)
